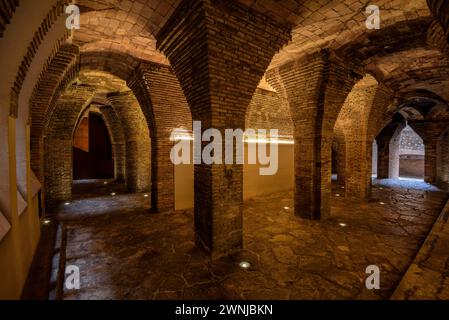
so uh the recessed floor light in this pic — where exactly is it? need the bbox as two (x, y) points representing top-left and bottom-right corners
(104, 181), (108, 185)
(380, 202), (386, 205)
(64, 202), (70, 206)
(144, 194), (149, 198)
(283, 206), (289, 210)
(111, 193), (116, 196)
(239, 261), (251, 270)
(336, 194), (340, 197)
(43, 219), (51, 225)
(339, 223), (347, 227)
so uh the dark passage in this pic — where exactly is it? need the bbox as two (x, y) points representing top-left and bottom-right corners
(73, 112), (114, 180)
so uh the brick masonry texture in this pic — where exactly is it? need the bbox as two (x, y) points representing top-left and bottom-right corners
(427, 1), (449, 39)
(4, 0), (449, 280)
(266, 51), (361, 220)
(410, 121), (449, 183)
(4, 0), (449, 302)
(99, 105), (126, 183)
(44, 85), (96, 209)
(107, 91), (151, 193)
(29, 44), (191, 214)
(334, 76), (395, 199)
(246, 88), (293, 138)
(10, 0), (70, 118)
(30, 44), (80, 183)
(156, 0), (291, 257)
(128, 62), (192, 212)
(0, 0), (19, 38)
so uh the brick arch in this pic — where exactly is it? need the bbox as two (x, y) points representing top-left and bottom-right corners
(43, 76), (155, 209)
(335, 17), (433, 68)
(127, 62), (192, 212)
(10, 0), (70, 118)
(98, 105), (126, 183)
(427, 19), (449, 55)
(107, 91), (151, 193)
(44, 84), (96, 209)
(72, 105), (125, 183)
(333, 75), (381, 199)
(31, 47), (188, 212)
(333, 17), (449, 103)
(375, 114), (407, 180)
(30, 44), (80, 182)
(427, 0), (449, 39)
(80, 51), (141, 82)
(0, 0), (20, 38)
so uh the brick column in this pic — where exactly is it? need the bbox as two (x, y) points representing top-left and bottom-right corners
(99, 105), (126, 183)
(334, 126), (346, 186)
(44, 85), (95, 209)
(437, 129), (449, 182)
(375, 120), (405, 179)
(409, 121), (447, 183)
(128, 62), (192, 212)
(156, 0), (291, 257)
(336, 78), (392, 200)
(267, 51), (361, 220)
(107, 91), (151, 193)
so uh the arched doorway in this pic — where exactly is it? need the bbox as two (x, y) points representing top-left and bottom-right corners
(398, 125), (425, 180)
(73, 111), (114, 181)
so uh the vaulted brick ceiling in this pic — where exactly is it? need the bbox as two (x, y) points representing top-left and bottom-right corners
(74, 0), (181, 63)
(71, 0), (445, 102)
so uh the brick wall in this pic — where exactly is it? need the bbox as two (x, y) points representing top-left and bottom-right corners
(246, 88), (292, 137)
(157, 0), (291, 257)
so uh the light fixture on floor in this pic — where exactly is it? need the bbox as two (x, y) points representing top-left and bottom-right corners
(64, 202), (70, 206)
(283, 206), (289, 210)
(144, 194), (149, 198)
(111, 192), (116, 196)
(380, 202), (386, 205)
(335, 194), (340, 197)
(43, 219), (51, 225)
(104, 181), (108, 185)
(239, 261), (251, 270)
(339, 223), (347, 227)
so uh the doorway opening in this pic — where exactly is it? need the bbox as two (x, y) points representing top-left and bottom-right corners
(73, 111), (114, 180)
(398, 125), (425, 180)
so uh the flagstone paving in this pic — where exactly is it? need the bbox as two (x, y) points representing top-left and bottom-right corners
(37, 180), (449, 300)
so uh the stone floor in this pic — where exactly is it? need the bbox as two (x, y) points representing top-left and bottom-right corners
(30, 179), (449, 300)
